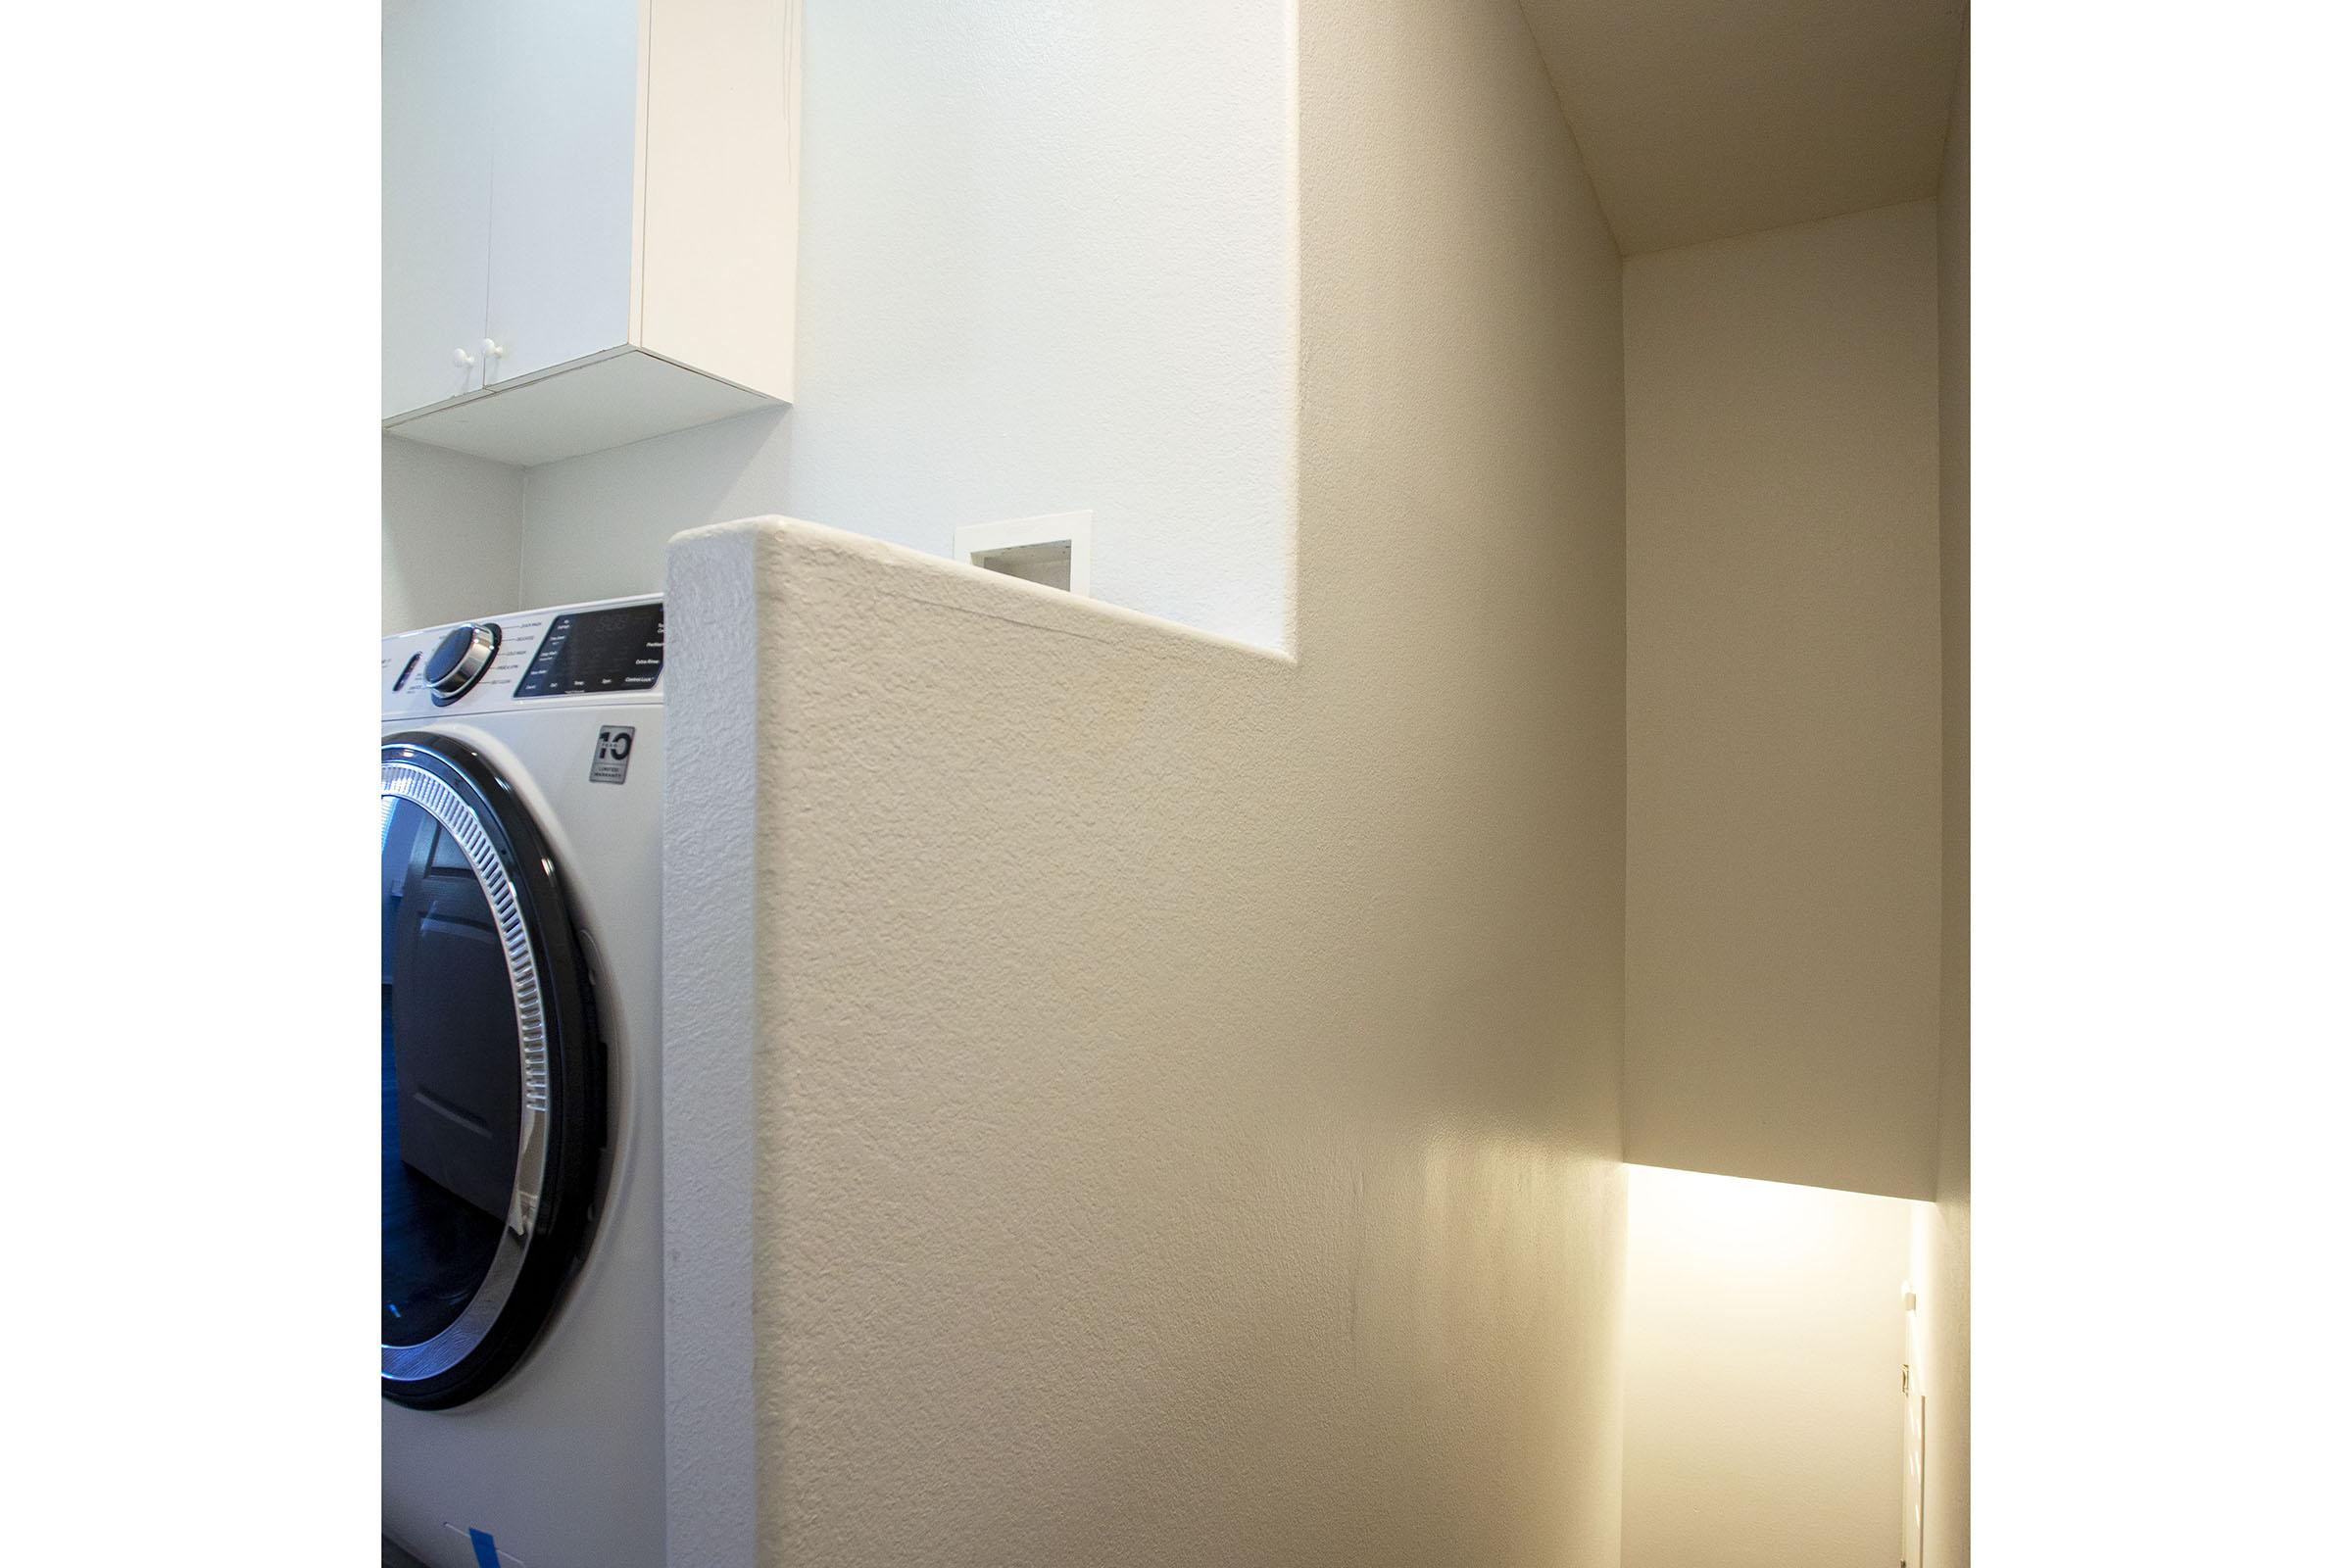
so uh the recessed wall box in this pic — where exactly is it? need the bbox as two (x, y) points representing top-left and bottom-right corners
(955, 512), (1092, 596)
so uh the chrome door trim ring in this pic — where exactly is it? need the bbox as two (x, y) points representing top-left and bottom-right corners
(379, 758), (551, 1384)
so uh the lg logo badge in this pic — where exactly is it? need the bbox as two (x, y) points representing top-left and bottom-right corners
(590, 725), (635, 785)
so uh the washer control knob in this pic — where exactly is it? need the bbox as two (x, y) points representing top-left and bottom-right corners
(424, 622), (500, 705)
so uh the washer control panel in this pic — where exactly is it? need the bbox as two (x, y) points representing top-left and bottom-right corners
(515, 602), (665, 698)
(382, 595), (662, 718)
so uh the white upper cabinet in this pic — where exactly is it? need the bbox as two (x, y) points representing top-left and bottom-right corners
(382, 0), (800, 466)
(383, 0), (495, 417)
(482, 0), (639, 390)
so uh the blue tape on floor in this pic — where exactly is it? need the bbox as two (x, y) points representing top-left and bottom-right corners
(468, 1529), (501, 1568)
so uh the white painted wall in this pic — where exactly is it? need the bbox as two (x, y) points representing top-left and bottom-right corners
(380, 434), (524, 633)
(1622, 1165), (1911, 1568)
(513, 0), (1294, 651)
(1914, 35), (1970, 1568)
(662, 0), (1629, 1557)
(1624, 199), (1943, 1200)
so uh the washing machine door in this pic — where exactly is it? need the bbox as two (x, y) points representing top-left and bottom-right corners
(380, 733), (605, 1409)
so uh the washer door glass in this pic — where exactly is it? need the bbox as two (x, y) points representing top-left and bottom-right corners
(381, 736), (600, 1409)
(380, 793), (523, 1348)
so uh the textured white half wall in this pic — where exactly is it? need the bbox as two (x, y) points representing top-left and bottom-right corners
(518, 0), (1295, 652)
(380, 435), (526, 633)
(662, 0), (1628, 1555)
(1621, 1166), (1912, 1568)
(1625, 199), (1943, 1200)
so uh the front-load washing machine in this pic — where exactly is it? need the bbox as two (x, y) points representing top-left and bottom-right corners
(380, 596), (665, 1568)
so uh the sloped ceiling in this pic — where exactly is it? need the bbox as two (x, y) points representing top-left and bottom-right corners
(1519, 0), (1966, 255)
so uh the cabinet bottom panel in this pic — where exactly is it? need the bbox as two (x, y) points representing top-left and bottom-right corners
(384, 346), (783, 466)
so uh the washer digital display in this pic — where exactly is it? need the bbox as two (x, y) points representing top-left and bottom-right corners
(515, 604), (664, 698)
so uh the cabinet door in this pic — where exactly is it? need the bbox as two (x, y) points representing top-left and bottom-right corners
(382, 0), (496, 417)
(484, 0), (641, 387)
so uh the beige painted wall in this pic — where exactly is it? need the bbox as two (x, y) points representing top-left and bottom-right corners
(1621, 1166), (1911, 1568)
(1625, 199), (1943, 1200)
(662, 0), (1630, 1559)
(1914, 35), (1971, 1568)
(380, 434), (524, 633)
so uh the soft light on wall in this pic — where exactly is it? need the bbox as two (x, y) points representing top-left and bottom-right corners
(1621, 1163), (1923, 1568)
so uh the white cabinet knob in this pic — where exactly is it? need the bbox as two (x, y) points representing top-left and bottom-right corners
(453, 347), (477, 368)
(482, 338), (508, 360)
